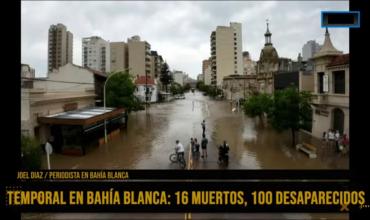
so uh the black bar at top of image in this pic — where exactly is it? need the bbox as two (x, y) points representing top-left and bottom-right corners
(21, 169), (351, 180)
(322, 11), (359, 27)
(328, 13), (355, 25)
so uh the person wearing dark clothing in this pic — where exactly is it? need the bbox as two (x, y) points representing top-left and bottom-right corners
(218, 141), (229, 164)
(194, 138), (200, 152)
(201, 120), (206, 135)
(201, 134), (208, 158)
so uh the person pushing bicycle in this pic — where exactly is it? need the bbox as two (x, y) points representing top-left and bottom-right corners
(175, 140), (185, 160)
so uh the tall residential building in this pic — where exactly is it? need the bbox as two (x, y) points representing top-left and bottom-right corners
(82, 36), (110, 73)
(150, 51), (163, 79)
(173, 70), (186, 86)
(48, 23), (73, 72)
(210, 22), (243, 86)
(128, 35), (151, 77)
(302, 40), (321, 61)
(110, 42), (128, 72)
(202, 59), (211, 75)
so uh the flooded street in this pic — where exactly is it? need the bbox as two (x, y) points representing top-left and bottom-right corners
(31, 91), (349, 220)
(48, 91), (348, 170)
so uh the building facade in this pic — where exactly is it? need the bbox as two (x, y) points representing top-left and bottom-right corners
(173, 70), (186, 86)
(243, 51), (257, 75)
(110, 42), (128, 73)
(134, 76), (158, 103)
(48, 23), (73, 72)
(204, 65), (212, 86)
(21, 63), (97, 143)
(21, 64), (35, 88)
(222, 75), (257, 101)
(202, 59), (211, 75)
(82, 36), (110, 73)
(210, 22), (243, 86)
(302, 40), (322, 61)
(310, 28), (348, 138)
(128, 36), (151, 77)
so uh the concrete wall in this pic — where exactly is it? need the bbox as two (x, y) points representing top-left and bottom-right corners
(299, 71), (314, 92)
(21, 88), (95, 142)
(134, 84), (158, 103)
(35, 63), (95, 92)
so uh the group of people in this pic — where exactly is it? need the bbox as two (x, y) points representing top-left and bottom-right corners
(174, 120), (229, 165)
(322, 129), (349, 153)
(190, 134), (208, 159)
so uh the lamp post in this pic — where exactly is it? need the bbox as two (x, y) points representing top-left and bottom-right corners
(103, 68), (131, 144)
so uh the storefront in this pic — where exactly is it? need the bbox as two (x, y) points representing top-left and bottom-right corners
(38, 107), (125, 155)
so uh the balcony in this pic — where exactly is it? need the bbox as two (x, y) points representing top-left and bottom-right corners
(311, 93), (349, 107)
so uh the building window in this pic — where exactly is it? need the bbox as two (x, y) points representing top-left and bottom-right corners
(318, 72), (324, 94)
(333, 70), (345, 94)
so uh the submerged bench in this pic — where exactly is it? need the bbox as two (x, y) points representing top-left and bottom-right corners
(296, 142), (317, 159)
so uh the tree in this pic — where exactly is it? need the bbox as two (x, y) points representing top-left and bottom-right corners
(196, 81), (205, 90)
(267, 86), (312, 147)
(21, 135), (42, 169)
(183, 83), (191, 92)
(170, 82), (184, 95)
(243, 93), (272, 124)
(106, 71), (143, 112)
(159, 62), (172, 92)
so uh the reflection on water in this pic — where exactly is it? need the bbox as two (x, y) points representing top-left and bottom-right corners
(48, 91), (348, 170)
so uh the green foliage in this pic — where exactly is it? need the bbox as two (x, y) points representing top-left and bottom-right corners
(267, 86), (312, 146)
(242, 86), (313, 147)
(268, 87), (312, 131)
(170, 82), (184, 95)
(196, 81), (205, 90)
(197, 82), (222, 98)
(159, 63), (173, 92)
(183, 83), (191, 92)
(243, 93), (272, 118)
(105, 71), (143, 112)
(21, 135), (42, 169)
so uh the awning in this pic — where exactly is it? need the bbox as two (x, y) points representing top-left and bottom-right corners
(38, 107), (125, 126)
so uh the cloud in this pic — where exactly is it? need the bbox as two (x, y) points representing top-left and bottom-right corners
(22, 1), (349, 78)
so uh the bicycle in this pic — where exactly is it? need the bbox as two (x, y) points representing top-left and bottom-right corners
(169, 151), (186, 169)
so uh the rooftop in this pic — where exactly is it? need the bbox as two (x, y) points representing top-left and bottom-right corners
(327, 54), (349, 67)
(135, 76), (155, 85)
(38, 107), (125, 126)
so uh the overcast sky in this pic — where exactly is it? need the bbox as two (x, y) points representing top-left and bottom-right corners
(22, 1), (349, 78)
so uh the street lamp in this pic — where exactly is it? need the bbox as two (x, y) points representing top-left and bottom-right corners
(103, 68), (131, 144)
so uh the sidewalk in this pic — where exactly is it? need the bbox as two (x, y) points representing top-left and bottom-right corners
(298, 130), (349, 169)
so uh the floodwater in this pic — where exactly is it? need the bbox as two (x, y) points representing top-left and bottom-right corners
(47, 91), (348, 170)
(29, 91), (349, 220)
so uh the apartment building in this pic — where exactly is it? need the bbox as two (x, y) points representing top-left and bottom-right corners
(82, 36), (110, 73)
(302, 40), (322, 61)
(48, 23), (73, 72)
(210, 22), (243, 86)
(128, 35), (151, 77)
(110, 42), (128, 72)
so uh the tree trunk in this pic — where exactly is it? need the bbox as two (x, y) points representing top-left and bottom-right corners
(291, 128), (296, 148)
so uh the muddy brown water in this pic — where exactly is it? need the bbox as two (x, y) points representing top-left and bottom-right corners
(47, 91), (348, 170)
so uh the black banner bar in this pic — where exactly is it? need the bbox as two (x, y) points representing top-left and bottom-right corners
(14, 170), (351, 181)
(4, 181), (369, 213)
